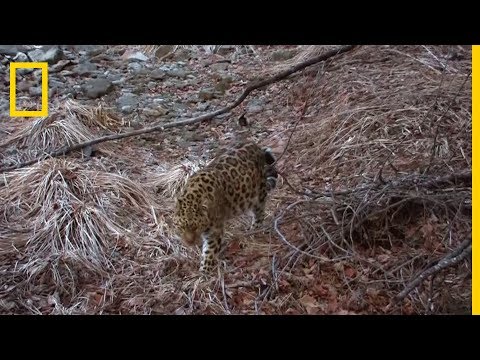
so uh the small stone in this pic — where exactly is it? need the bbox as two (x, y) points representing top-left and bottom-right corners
(17, 81), (34, 92)
(198, 88), (215, 101)
(143, 106), (169, 117)
(166, 69), (189, 79)
(73, 61), (98, 76)
(127, 51), (148, 62)
(121, 105), (134, 114)
(112, 78), (126, 85)
(117, 93), (139, 108)
(210, 62), (229, 71)
(83, 78), (113, 99)
(247, 105), (263, 114)
(29, 87), (42, 96)
(13, 53), (29, 62)
(150, 69), (166, 80)
(28, 47), (64, 65)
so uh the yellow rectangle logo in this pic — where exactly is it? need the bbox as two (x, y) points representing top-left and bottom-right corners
(473, 45), (479, 315)
(10, 62), (48, 117)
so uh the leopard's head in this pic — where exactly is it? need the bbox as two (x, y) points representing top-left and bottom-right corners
(173, 194), (208, 247)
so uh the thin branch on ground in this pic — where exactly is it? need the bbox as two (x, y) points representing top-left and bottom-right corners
(391, 238), (471, 305)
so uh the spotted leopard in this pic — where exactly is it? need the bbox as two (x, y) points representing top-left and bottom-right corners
(173, 141), (277, 273)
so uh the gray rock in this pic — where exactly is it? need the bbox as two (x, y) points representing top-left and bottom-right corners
(13, 52), (29, 62)
(247, 105), (263, 113)
(130, 120), (143, 129)
(83, 78), (113, 99)
(152, 97), (166, 103)
(117, 93), (139, 108)
(150, 69), (166, 80)
(198, 88), (215, 101)
(174, 83), (189, 90)
(121, 105), (134, 114)
(197, 103), (210, 111)
(166, 69), (189, 79)
(210, 62), (229, 71)
(128, 52), (149, 62)
(29, 87), (42, 96)
(147, 82), (157, 90)
(0, 45), (19, 56)
(28, 47), (64, 65)
(50, 79), (64, 89)
(143, 106), (168, 117)
(111, 78), (126, 85)
(17, 81), (35, 92)
(73, 61), (98, 76)
(17, 68), (34, 76)
(0, 98), (9, 111)
(106, 73), (123, 82)
(60, 70), (74, 77)
(128, 62), (143, 73)
(172, 103), (188, 113)
(71, 45), (104, 56)
(0, 45), (34, 56)
(246, 98), (265, 113)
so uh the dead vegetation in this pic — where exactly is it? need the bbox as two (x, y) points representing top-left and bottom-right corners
(0, 100), (121, 168)
(269, 45), (472, 314)
(0, 45), (472, 315)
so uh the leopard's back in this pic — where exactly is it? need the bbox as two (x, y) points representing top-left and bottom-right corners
(173, 141), (278, 272)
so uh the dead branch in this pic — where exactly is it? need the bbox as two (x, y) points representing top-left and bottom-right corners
(0, 45), (357, 174)
(392, 238), (471, 305)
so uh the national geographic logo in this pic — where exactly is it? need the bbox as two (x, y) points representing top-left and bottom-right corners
(9, 62), (48, 117)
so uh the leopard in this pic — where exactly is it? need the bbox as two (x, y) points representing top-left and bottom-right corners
(172, 140), (278, 273)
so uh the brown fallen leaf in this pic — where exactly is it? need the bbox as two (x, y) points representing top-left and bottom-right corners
(299, 294), (321, 314)
(327, 296), (338, 313)
(344, 266), (357, 278)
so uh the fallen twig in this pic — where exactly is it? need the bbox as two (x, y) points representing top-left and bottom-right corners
(391, 238), (471, 306)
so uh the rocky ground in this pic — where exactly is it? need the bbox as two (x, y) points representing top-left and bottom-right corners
(0, 45), (472, 315)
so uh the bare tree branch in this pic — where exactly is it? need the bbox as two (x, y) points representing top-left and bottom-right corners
(0, 45), (357, 174)
(392, 238), (471, 305)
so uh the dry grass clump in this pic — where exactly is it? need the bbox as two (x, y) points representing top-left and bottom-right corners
(145, 159), (208, 199)
(0, 113), (94, 166)
(269, 45), (472, 314)
(0, 100), (121, 167)
(283, 46), (471, 191)
(64, 99), (123, 130)
(0, 158), (157, 292)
